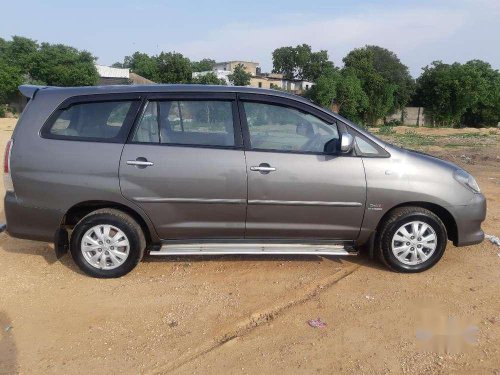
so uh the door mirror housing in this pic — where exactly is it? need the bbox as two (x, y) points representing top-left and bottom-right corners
(340, 132), (354, 154)
(323, 132), (354, 155)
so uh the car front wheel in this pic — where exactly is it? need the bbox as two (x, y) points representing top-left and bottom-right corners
(377, 207), (447, 273)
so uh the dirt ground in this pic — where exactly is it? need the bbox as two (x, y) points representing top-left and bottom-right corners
(0, 118), (498, 375)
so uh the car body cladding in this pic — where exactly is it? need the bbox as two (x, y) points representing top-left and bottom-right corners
(237, 93), (367, 240)
(119, 92), (248, 240)
(7, 90), (158, 242)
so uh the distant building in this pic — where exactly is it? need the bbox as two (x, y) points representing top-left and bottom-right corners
(193, 60), (314, 94)
(95, 64), (154, 85)
(213, 61), (259, 76)
(192, 69), (232, 85)
(95, 65), (130, 85)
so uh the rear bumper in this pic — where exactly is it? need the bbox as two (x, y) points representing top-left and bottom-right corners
(448, 193), (486, 247)
(4, 191), (62, 242)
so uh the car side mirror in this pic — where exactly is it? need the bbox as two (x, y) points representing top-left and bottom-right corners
(340, 132), (354, 154)
(323, 133), (354, 155)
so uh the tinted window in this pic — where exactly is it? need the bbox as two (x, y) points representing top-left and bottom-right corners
(48, 101), (134, 140)
(243, 102), (338, 153)
(133, 100), (235, 147)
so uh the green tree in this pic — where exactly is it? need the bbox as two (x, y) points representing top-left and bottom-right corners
(0, 36), (39, 102)
(305, 70), (338, 107)
(334, 70), (369, 123)
(191, 58), (216, 72)
(2, 36), (38, 71)
(461, 60), (500, 127)
(0, 60), (23, 103)
(272, 44), (334, 81)
(0, 35), (100, 103)
(228, 63), (251, 86)
(191, 72), (226, 85)
(30, 43), (99, 86)
(304, 49), (335, 82)
(364, 45), (414, 113)
(415, 60), (500, 127)
(305, 69), (368, 123)
(343, 47), (399, 125)
(416, 61), (465, 126)
(122, 52), (159, 81)
(155, 52), (192, 83)
(272, 46), (296, 80)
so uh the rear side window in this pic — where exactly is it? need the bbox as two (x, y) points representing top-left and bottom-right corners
(132, 100), (235, 147)
(44, 100), (137, 142)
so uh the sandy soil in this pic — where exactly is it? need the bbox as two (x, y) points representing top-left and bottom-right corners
(0, 118), (498, 374)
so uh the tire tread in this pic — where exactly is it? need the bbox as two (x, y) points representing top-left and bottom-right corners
(71, 208), (146, 278)
(376, 206), (447, 272)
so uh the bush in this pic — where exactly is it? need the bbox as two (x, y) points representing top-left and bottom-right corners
(384, 119), (402, 126)
(378, 125), (396, 135)
(0, 105), (6, 118)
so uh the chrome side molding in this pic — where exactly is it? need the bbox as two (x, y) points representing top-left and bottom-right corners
(248, 200), (362, 207)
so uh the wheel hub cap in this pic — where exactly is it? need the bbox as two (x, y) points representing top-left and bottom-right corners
(81, 225), (130, 270)
(391, 221), (437, 265)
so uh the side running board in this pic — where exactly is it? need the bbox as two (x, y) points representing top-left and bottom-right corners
(149, 243), (357, 256)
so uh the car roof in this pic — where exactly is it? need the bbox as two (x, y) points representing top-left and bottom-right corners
(20, 84), (313, 104)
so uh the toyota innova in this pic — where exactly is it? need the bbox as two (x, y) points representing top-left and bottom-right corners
(4, 85), (486, 277)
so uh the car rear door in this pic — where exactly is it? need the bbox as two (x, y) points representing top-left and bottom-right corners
(239, 94), (366, 240)
(119, 92), (247, 240)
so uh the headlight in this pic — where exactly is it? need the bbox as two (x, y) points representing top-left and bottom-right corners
(453, 169), (481, 193)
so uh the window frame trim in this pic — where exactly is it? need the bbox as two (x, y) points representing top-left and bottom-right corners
(237, 94), (344, 156)
(40, 93), (143, 144)
(127, 92), (244, 149)
(346, 127), (391, 158)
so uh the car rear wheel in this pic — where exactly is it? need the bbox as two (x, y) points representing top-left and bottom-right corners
(70, 209), (145, 278)
(376, 207), (447, 273)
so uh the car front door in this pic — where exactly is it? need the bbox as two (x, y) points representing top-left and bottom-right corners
(239, 94), (366, 240)
(119, 93), (247, 240)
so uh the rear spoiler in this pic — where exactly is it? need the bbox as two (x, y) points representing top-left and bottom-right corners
(19, 85), (48, 100)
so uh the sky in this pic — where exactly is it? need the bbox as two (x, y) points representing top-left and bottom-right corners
(1, 0), (499, 77)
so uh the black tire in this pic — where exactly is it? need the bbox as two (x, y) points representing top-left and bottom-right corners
(376, 206), (447, 273)
(70, 209), (146, 278)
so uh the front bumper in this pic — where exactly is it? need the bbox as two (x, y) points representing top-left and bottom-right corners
(448, 193), (486, 247)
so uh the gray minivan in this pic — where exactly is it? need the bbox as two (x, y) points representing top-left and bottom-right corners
(4, 85), (486, 277)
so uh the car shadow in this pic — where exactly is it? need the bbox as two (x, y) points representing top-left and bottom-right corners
(0, 232), (86, 275)
(143, 251), (390, 272)
(144, 253), (327, 263)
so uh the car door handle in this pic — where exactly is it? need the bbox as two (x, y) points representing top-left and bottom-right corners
(250, 166), (276, 172)
(127, 159), (154, 167)
(250, 163), (276, 173)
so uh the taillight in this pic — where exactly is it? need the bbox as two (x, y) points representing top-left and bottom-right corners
(4, 139), (12, 174)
